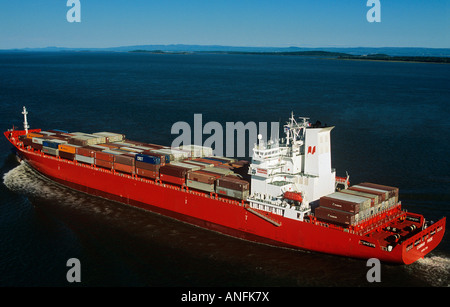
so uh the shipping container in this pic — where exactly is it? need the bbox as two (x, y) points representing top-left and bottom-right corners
(110, 142), (136, 147)
(95, 159), (113, 169)
(75, 154), (94, 164)
(31, 137), (46, 144)
(42, 139), (68, 149)
(187, 170), (221, 184)
(186, 179), (215, 193)
(42, 146), (59, 156)
(216, 186), (249, 200)
(58, 144), (79, 154)
(120, 146), (144, 153)
(38, 131), (57, 136)
(169, 162), (202, 171)
(159, 164), (190, 178)
(160, 173), (186, 186)
(135, 153), (161, 165)
(97, 143), (120, 150)
(178, 144), (213, 158)
(143, 151), (167, 165)
(49, 129), (69, 134)
(195, 158), (221, 166)
(59, 151), (75, 161)
(216, 176), (249, 191)
(93, 132), (124, 143)
(95, 151), (115, 162)
(114, 162), (134, 174)
(30, 143), (43, 151)
(348, 186), (386, 202)
(315, 206), (356, 226)
(319, 196), (361, 213)
(135, 161), (160, 172)
(351, 185), (389, 201)
(114, 154), (135, 166)
(202, 157), (230, 164)
(358, 182), (399, 202)
(340, 189), (379, 207)
(180, 160), (208, 168)
(152, 148), (191, 162)
(322, 192), (371, 211)
(211, 156), (237, 163)
(76, 147), (97, 158)
(27, 132), (43, 139)
(202, 167), (234, 176)
(136, 167), (159, 179)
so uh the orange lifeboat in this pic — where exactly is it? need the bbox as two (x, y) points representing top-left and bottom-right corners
(283, 191), (303, 202)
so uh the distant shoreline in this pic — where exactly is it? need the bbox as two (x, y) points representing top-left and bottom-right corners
(128, 49), (450, 64)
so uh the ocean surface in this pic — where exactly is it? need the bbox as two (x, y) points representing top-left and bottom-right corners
(0, 52), (449, 288)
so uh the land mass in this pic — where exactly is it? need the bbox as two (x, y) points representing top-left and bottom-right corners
(128, 49), (450, 64)
(2, 44), (449, 63)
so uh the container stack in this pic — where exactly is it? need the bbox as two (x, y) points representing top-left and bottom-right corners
(113, 152), (135, 174)
(25, 129), (251, 200)
(94, 150), (115, 170)
(178, 144), (213, 158)
(215, 176), (250, 200)
(186, 170), (221, 193)
(58, 144), (79, 161)
(159, 164), (190, 185)
(134, 153), (161, 179)
(315, 183), (400, 227)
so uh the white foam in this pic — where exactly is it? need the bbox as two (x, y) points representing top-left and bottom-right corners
(411, 255), (450, 287)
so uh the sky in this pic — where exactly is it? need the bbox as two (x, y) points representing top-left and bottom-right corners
(0, 0), (449, 49)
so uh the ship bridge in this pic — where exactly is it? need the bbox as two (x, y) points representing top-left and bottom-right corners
(248, 113), (336, 222)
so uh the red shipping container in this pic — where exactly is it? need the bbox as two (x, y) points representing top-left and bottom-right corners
(136, 167), (158, 179)
(160, 164), (189, 178)
(315, 206), (355, 226)
(76, 147), (97, 157)
(114, 163), (134, 174)
(187, 170), (220, 184)
(359, 182), (399, 199)
(95, 159), (113, 169)
(319, 196), (360, 213)
(160, 173), (185, 186)
(95, 151), (115, 162)
(59, 151), (75, 161)
(136, 160), (160, 171)
(216, 176), (249, 191)
(115, 154), (135, 166)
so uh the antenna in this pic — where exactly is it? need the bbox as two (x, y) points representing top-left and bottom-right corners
(22, 106), (29, 134)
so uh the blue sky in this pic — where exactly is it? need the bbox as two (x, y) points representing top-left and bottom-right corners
(0, 0), (449, 49)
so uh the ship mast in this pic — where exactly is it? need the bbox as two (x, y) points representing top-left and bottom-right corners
(22, 106), (29, 134)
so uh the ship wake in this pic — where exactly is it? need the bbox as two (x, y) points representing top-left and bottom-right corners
(407, 255), (450, 287)
(3, 162), (117, 216)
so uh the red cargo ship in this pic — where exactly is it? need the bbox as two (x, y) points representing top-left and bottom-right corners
(4, 108), (446, 264)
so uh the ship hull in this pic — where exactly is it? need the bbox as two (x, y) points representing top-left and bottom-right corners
(6, 132), (446, 265)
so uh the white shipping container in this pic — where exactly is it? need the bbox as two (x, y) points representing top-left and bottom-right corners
(75, 154), (95, 164)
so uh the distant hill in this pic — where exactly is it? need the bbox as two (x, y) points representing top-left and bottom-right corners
(2, 44), (449, 57)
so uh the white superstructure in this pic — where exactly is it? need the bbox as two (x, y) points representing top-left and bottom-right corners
(247, 113), (336, 221)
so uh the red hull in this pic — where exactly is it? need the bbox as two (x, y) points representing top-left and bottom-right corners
(5, 130), (446, 264)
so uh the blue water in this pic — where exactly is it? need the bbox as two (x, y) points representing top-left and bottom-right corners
(0, 52), (449, 287)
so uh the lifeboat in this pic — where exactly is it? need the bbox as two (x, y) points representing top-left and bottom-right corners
(283, 191), (303, 202)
